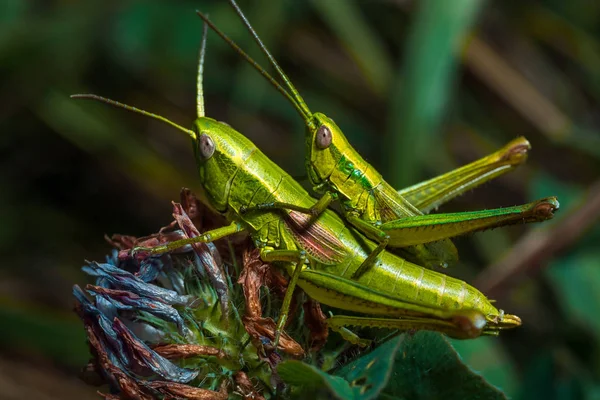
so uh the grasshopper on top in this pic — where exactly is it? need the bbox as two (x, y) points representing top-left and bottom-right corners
(72, 18), (527, 349)
(197, 0), (558, 276)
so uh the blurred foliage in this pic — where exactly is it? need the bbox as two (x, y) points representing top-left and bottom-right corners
(2, 0), (600, 398)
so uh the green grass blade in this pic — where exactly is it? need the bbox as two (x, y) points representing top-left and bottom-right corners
(311, 0), (394, 97)
(387, 0), (484, 187)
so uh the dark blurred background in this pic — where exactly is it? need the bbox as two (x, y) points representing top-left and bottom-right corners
(2, 0), (600, 398)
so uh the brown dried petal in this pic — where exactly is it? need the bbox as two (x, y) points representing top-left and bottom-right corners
(105, 234), (139, 250)
(86, 326), (151, 400)
(179, 188), (231, 233)
(144, 380), (228, 400)
(265, 268), (288, 298)
(239, 248), (270, 319)
(239, 248), (291, 316)
(106, 366), (152, 400)
(303, 298), (329, 351)
(84, 326), (110, 378)
(180, 188), (205, 227)
(233, 371), (265, 400)
(157, 219), (180, 234)
(239, 247), (304, 357)
(243, 316), (305, 358)
(152, 344), (226, 360)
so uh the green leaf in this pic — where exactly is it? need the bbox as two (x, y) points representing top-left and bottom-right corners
(451, 337), (518, 397)
(278, 360), (354, 400)
(279, 333), (505, 400)
(334, 334), (404, 400)
(382, 332), (507, 400)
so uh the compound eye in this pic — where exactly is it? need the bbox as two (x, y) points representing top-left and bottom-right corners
(198, 133), (215, 160)
(316, 125), (332, 149)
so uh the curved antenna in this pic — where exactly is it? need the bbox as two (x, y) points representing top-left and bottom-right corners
(70, 94), (196, 140)
(197, 20), (208, 119)
(195, 10), (313, 126)
(228, 0), (313, 122)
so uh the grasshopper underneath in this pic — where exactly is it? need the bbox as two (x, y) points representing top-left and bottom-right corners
(198, 0), (557, 278)
(72, 19), (538, 348)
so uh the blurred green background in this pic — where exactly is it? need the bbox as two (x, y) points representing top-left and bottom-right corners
(2, 0), (600, 398)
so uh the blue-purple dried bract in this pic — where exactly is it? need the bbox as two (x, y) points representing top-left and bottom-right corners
(74, 235), (275, 398)
(137, 258), (163, 282)
(74, 285), (198, 383)
(172, 202), (231, 317)
(86, 285), (191, 336)
(73, 195), (288, 399)
(111, 318), (199, 382)
(82, 261), (194, 306)
(84, 319), (230, 400)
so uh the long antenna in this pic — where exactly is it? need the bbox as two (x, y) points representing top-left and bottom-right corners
(228, 0), (313, 123)
(70, 94), (196, 140)
(195, 10), (312, 126)
(197, 20), (208, 119)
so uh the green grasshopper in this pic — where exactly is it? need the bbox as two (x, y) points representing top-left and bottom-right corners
(198, 0), (554, 276)
(71, 20), (536, 347)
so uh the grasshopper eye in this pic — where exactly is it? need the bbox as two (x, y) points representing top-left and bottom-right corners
(198, 133), (215, 160)
(316, 125), (332, 149)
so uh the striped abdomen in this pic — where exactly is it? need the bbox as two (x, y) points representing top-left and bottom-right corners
(352, 250), (497, 316)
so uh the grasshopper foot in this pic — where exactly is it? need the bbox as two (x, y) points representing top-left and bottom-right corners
(532, 197), (559, 219)
(130, 245), (165, 260)
(329, 324), (371, 347)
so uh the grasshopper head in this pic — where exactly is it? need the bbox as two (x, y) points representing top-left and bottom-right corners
(306, 112), (352, 187)
(192, 117), (257, 213)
